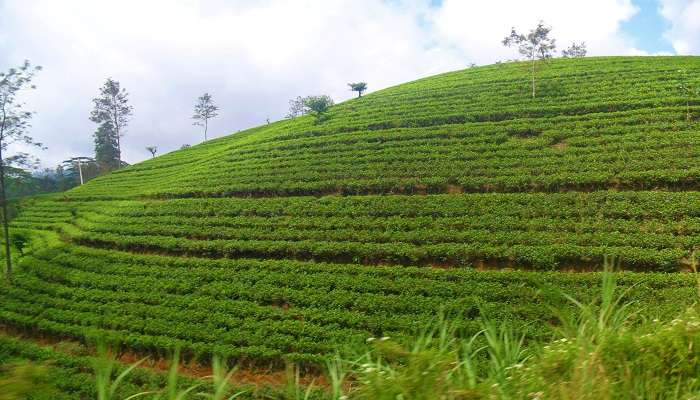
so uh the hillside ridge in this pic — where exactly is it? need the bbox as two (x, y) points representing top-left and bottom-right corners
(3, 56), (700, 371)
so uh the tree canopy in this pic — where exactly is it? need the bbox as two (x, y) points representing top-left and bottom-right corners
(348, 82), (368, 97)
(93, 121), (120, 172)
(192, 93), (219, 141)
(562, 42), (587, 58)
(0, 60), (43, 279)
(502, 21), (557, 98)
(90, 78), (133, 163)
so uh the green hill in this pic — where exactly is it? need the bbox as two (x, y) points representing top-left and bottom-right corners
(3, 56), (700, 367)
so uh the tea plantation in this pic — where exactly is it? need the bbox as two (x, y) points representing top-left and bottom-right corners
(2, 56), (700, 368)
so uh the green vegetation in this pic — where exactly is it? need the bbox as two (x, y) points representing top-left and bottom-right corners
(63, 58), (699, 200)
(1, 269), (699, 399)
(1, 56), (700, 397)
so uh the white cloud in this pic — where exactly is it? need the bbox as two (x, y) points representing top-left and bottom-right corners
(0, 0), (644, 168)
(431, 0), (639, 63)
(659, 0), (700, 54)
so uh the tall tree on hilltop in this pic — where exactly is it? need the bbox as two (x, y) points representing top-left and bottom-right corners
(502, 21), (557, 98)
(90, 78), (133, 164)
(93, 121), (120, 172)
(0, 60), (43, 280)
(348, 82), (368, 98)
(192, 93), (219, 141)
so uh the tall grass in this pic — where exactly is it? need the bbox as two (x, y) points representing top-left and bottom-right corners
(93, 343), (151, 400)
(340, 316), (527, 399)
(333, 258), (700, 399)
(91, 345), (249, 400)
(0, 361), (49, 400)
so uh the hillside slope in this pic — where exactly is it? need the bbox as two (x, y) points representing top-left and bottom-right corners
(3, 56), (700, 366)
(72, 57), (699, 198)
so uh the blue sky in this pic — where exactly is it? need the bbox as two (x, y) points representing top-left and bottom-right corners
(621, 0), (674, 53)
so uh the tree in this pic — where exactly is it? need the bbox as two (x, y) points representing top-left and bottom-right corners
(502, 21), (557, 98)
(562, 42), (587, 58)
(286, 95), (334, 121)
(348, 82), (368, 98)
(180, 144), (191, 150)
(145, 146), (157, 158)
(303, 95), (334, 123)
(678, 69), (698, 122)
(0, 60), (42, 280)
(93, 121), (120, 172)
(61, 157), (98, 185)
(286, 96), (306, 119)
(90, 78), (133, 164)
(192, 93), (219, 141)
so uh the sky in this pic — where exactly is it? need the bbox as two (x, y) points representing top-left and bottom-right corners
(0, 0), (698, 169)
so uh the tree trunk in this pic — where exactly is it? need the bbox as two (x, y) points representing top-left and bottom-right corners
(115, 116), (122, 167)
(358, 91), (361, 98)
(113, 99), (122, 167)
(204, 119), (208, 141)
(0, 148), (12, 282)
(116, 133), (121, 163)
(77, 158), (84, 185)
(531, 57), (536, 99)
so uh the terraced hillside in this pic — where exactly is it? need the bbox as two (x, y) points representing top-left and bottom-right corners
(3, 56), (700, 367)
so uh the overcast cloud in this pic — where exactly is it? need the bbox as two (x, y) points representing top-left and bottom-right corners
(0, 0), (696, 168)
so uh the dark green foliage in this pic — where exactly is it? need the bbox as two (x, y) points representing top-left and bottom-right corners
(348, 82), (368, 97)
(304, 95), (334, 123)
(94, 121), (120, 171)
(0, 232), (696, 367)
(286, 95), (334, 122)
(1, 167), (74, 199)
(8, 231), (28, 255)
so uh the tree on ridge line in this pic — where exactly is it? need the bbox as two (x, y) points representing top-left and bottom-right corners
(502, 21), (557, 98)
(348, 82), (368, 98)
(285, 95), (334, 123)
(192, 93), (219, 141)
(562, 42), (587, 58)
(145, 146), (157, 158)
